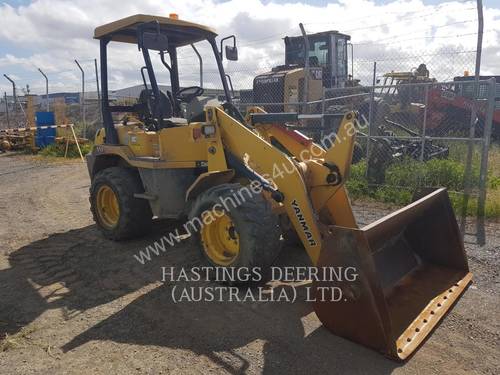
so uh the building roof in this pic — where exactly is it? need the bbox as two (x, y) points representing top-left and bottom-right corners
(94, 14), (217, 47)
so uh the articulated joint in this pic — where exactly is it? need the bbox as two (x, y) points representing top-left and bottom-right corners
(323, 162), (342, 186)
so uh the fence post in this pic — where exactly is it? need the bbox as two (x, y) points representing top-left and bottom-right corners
(94, 58), (102, 125)
(4, 92), (9, 128)
(320, 87), (326, 140)
(348, 42), (354, 83)
(38, 68), (49, 112)
(460, 0), (484, 231)
(3, 74), (17, 121)
(299, 23), (310, 114)
(75, 59), (86, 137)
(366, 61), (377, 179)
(477, 77), (496, 217)
(420, 84), (430, 162)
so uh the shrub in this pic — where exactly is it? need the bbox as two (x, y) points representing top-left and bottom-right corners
(39, 142), (92, 158)
(347, 157), (499, 218)
(346, 161), (369, 199)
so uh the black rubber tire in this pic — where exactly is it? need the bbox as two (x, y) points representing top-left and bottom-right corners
(188, 183), (283, 279)
(90, 167), (152, 240)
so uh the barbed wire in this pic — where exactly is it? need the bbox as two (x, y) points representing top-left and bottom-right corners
(354, 49), (476, 63)
(343, 12), (476, 34)
(352, 31), (494, 47)
(0, 2), (486, 96)
(304, 0), (476, 26)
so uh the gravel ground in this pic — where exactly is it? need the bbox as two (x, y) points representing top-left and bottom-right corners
(0, 153), (498, 374)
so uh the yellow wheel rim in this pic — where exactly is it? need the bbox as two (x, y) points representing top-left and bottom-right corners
(200, 210), (240, 266)
(96, 185), (120, 229)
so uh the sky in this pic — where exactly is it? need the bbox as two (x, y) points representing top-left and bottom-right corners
(0, 0), (499, 95)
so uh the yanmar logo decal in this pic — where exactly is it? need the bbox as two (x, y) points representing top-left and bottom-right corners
(291, 199), (317, 247)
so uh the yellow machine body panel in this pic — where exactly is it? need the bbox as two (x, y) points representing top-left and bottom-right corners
(158, 125), (207, 161)
(283, 68), (323, 111)
(93, 121), (228, 169)
(127, 130), (160, 157)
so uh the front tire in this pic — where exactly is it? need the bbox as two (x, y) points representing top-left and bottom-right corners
(188, 183), (282, 280)
(90, 167), (152, 240)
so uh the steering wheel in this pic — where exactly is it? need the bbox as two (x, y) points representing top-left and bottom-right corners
(176, 86), (204, 102)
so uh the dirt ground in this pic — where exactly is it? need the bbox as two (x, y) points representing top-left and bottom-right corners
(0, 153), (498, 375)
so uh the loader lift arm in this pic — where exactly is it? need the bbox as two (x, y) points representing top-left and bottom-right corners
(210, 107), (358, 264)
(209, 105), (471, 360)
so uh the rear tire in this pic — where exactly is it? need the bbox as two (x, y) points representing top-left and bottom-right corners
(189, 183), (282, 282)
(90, 167), (152, 240)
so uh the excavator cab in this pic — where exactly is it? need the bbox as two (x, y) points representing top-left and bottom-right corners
(284, 30), (351, 88)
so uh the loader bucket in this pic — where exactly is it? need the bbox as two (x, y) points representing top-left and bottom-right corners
(312, 188), (472, 360)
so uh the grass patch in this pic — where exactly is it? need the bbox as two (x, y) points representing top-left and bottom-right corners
(0, 325), (36, 352)
(347, 157), (500, 218)
(39, 142), (92, 158)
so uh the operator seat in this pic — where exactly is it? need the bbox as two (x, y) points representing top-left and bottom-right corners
(309, 56), (320, 67)
(138, 88), (188, 128)
(138, 88), (173, 119)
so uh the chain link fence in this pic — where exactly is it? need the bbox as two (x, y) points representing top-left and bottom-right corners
(325, 77), (496, 222)
(1, 4), (497, 227)
(232, 73), (497, 225)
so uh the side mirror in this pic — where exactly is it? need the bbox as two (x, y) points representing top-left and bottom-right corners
(225, 45), (238, 61)
(220, 35), (238, 61)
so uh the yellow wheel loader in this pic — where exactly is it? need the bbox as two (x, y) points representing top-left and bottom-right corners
(251, 29), (354, 113)
(87, 14), (472, 360)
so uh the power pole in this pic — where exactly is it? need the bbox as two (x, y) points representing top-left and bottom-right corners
(75, 59), (86, 136)
(38, 68), (49, 111)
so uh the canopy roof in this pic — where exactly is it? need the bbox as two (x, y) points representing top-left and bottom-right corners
(286, 30), (351, 42)
(94, 14), (217, 47)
